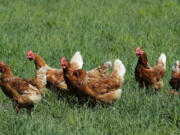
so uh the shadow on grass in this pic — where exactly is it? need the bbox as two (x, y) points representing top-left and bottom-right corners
(45, 83), (111, 109)
(134, 83), (163, 96)
(57, 92), (112, 109)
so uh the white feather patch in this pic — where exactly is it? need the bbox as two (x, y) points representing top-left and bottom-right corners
(172, 60), (180, 72)
(28, 94), (42, 104)
(104, 61), (112, 67)
(36, 66), (47, 85)
(28, 84), (39, 91)
(158, 53), (166, 70)
(113, 89), (122, 99)
(70, 51), (83, 69)
(113, 59), (126, 79)
(22, 86), (42, 104)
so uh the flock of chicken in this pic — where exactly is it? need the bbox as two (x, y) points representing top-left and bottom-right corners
(0, 46), (179, 113)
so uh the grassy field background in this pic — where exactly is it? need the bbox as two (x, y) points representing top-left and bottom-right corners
(0, 0), (180, 134)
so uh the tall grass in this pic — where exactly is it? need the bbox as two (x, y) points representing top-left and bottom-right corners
(0, 0), (180, 134)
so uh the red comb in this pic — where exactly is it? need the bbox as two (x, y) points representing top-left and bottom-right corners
(61, 56), (66, 64)
(136, 46), (141, 50)
(0, 61), (4, 65)
(27, 50), (33, 55)
(135, 46), (142, 53)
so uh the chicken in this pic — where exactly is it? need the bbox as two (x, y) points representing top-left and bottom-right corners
(0, 61), (47, 112)
(135, 46), (166, 90)
(61, 56), (126, 104)
(27, 50), (83, 91)
(169, 61), (180, 96)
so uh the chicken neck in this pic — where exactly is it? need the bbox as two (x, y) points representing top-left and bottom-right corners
(1, 65), (14, 81)
(137, 53), (148, 67)
(34, 54), (47, 70)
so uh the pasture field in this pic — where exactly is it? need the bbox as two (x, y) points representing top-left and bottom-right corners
(0, 0), (180, 134)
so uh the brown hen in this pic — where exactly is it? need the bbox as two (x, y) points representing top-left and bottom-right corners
(135, 46), (166, 90)
(169, 61), (180, 96)
(0, 62), (47, 112)
(61, 57), (126, 103)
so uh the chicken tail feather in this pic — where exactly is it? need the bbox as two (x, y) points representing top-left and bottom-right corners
(113, 59), (126, 80)
(157, 53), (166, 70)
(70, 51), (83, 69)
(172, 60), (180, 72)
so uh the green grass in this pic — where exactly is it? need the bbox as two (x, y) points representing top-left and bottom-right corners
(0, 0), (180, 134)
